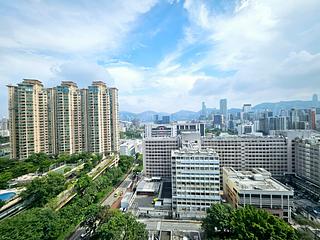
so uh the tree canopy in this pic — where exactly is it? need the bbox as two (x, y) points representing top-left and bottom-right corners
(21, 172), (66, 207)
(202, 204), (298, 240)
(94, 210), (148, 240)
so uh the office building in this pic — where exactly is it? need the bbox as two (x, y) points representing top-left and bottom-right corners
(176, 122), (205, 137)
(200, 101), (207, 120)
(172, 148), (220, 219)
(223, 167), (294, 221)
(144, 124), (177, 138)
(8, 79), (120, 160)
(143, 137), (180, 180)
(294, 136), (320, 199)
(220, 98), (228, 123)
(312, 93), (318, 103)
(201, 135), (288, 178)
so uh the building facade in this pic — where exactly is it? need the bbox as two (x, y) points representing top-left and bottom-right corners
(201, 135), (288, 178)
(171, 148), (220, 219)
(143, 137), (180, 180)
(8, 79), (120, 160)
(294, 136), (320, 199)
(223, 167), (294, 222)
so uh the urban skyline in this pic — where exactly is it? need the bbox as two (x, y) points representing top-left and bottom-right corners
(1, 1), (320, 239)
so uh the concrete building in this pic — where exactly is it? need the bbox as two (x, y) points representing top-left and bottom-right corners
(176, 122), (205, 137)
(220, 98), (228, 125)
(8, 79), (120, 160)
(223, 167), (294, 222)
(55, 82), (83, 154)
(8, 79), (49, 159)
(87, 81), (112, 155)
(171, 148), (220, 219)
(201, 135), (288, 178)
(294, 136), (320, 199)
(143, 137), (180, 180)
(120, 142), (135, 156)
(145, 124), (177, 138)
(109, 88), (120, 153)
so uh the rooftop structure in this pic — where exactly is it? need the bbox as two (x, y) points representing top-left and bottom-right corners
(223, 167), (294, 221)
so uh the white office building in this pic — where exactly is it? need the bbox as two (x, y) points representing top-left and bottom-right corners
(201, 135), (288, 178)
(171, 148), (220, 219)
(223, 167), (294, 222)
(143, 137), (180, 180)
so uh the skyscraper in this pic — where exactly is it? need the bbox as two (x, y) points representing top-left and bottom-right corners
(8, 79), (120, 160)
(8, 79), (49, 159)
(220, 98), (228, 123)
(200, 101), (207, 119)
(312, 93), (318, 103)
(55, 81), (83, 154)
(109, 87), (120, 153)
(87, 81), (111, 155)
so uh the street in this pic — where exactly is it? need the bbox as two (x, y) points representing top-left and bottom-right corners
(101, 173), (133, 208)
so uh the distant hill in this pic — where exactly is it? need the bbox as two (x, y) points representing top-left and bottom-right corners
(253, 100), (320, 113)
(120, 100), (319, 122)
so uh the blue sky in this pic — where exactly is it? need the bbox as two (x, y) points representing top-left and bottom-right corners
(1, 0), (320, 115)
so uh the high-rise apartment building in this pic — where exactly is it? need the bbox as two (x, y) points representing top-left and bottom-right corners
(8, 79), (119, 160)
(109, 88), (120, 153)
(171, 148), (220, 219)
(8, 80), (49, 159)
(55, 82), (83, 154)
(87, 81), (111, 155)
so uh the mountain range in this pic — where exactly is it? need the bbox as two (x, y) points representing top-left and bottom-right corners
(120, 99), (320, 122)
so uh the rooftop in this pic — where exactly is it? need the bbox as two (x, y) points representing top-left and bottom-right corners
(136, 180), (160, 194)
(172, 148), (218, 157)
(224, 167), (293, 192)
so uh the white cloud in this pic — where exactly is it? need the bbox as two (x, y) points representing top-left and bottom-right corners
(184, 0), (320, 106)
(0, 0), (158, 116)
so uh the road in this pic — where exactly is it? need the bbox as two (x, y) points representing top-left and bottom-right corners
(101, 173), (133, 208)
(68, 227), (87, 240)
(138, 219), (202, 232)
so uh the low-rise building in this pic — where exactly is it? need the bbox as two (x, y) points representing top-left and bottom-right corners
(120, 142), (135, 156)
(223, 167), (294, 222)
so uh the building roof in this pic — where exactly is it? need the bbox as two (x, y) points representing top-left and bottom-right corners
(224, 167), (293, 193)
(136, 180), (160, 193)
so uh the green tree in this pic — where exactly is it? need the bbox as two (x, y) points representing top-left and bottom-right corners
(202, 203), (233, 238)
(21, 172), (66, 207)
(202, 204), (298, 240)
(75, 175), (92, 194)
(95, 210), (148, 240)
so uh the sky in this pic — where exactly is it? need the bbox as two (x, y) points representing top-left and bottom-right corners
(1, 0), (320, 115)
